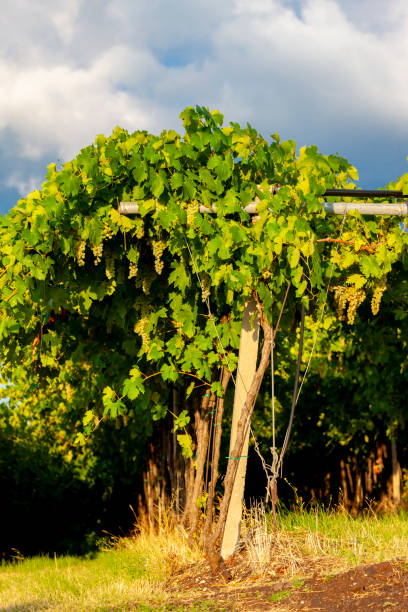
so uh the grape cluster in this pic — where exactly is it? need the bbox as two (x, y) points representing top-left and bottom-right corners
(346, 288), (365, 324)
(371, 282), (386, 315)
(142, 269), (156, 295)
(134, 316), (149, 346)
(186, 200), (199, 226)
(128, 261), (138, 279)
(333, 286), (348, 321)
(106, 280), (117, 296)
(92, 243), (103, 265)
(66, 383), (73, 402)
(201, 273), (211, 302)
(152, 240), (166, 275)
(105, 255), (115, 279)
(333, 285), (366, 324)
(136, 220), (144, 239)
(103, 224), (114, 240)
(76, 241), (86, 266)
(133, 301), (151, 347)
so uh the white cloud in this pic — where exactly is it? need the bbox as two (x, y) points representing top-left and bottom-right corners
(6, 172), (42, 198)
(1, 0), (408, 204)
(50, 1), (82, 45)
(0, 46), (169, 162)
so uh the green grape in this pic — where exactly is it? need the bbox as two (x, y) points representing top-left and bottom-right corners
(346, 287), (365, 325)
(102, 224), (114, 240)
(201, 273), (211, 302)
(134, 316), (149, 346)
(106, 279), (117, 296)
(128, 261), (138, 279)
(136, 220), (144, 239)
(371, 282), (386, 315)
(152, 240), (166, 275)
(142, 269), (156, 295)
(133, 300), (151, 347)
(105, 255), (115, 279)
(92, 243), (103, 265)
(65, 383), (73, 402)
(76, 240), (86, 266)
(333, 285), (365, 324)
(333, 286), (347, 321)
(186, 200), (199, 226)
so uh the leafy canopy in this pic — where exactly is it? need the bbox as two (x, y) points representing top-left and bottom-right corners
(1, 105), (407, 438)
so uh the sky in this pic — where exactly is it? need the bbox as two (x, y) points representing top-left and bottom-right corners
(1, 0), (408, 215)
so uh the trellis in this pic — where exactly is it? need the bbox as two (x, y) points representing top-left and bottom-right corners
(119, 187), (408, 560)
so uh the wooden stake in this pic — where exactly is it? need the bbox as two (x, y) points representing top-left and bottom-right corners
(391, 437), (401, 505)
(220, 298), (260, 560)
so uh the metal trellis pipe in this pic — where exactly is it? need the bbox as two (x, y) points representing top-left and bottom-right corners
(119, 188), (408, 217)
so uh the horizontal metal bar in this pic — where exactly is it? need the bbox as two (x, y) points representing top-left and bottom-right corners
(119, 201), (408, 217)
(119, 202), (140, 214)
(324, 202), (408, 216)
(198, 203), (259, 214)
(118, 202), (260, 215)
(324, 189), (406, 199)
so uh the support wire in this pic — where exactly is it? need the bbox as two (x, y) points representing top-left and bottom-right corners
(182, 209), (347, 513)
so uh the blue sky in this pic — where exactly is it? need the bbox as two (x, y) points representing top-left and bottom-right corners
(1, 0), (408, 215)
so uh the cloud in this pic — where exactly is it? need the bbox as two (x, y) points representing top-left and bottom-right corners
(0, 46), (167, 160)
(1, 0), (408, 210)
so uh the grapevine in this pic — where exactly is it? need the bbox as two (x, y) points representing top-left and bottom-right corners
(1, 105), (408, 571)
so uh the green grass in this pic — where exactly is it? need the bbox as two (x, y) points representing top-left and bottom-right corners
(1, 508), (408, 611)
(0, 529), (201, 611)
(274, 506), (408, 565)
(268, 589), (291, 602)
(267, 577), (305, 603)
(0, 550), (153, 611)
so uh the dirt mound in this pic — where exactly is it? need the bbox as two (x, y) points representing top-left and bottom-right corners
(168, 559), (408, 610)
(281, 561), (408, 611)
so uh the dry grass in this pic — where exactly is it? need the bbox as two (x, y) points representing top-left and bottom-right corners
(242, 503), (275, 575)
(240, 502), (408, 581)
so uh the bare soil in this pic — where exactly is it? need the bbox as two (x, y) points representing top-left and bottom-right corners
(167, 556), (408, 610)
